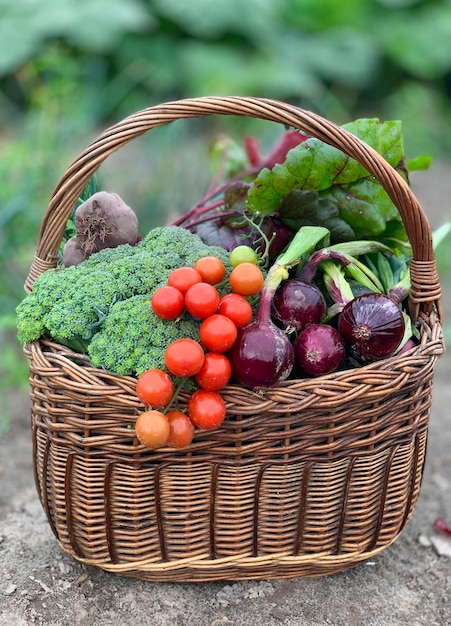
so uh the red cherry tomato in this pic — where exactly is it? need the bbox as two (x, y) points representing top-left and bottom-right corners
(167, 266), (202, 294)
(199, 314), (238, 353)
(193, 256), (226, 285)
(218, 293), (253, 328)
(166, 410), (195, 448)
(135, 410), (170, 449)
(195, 352), (232, 391)
(151, 285), (184, 320)
(184, 282), (220, 318)
(188, 389), (226, 430)
(164, 338), (205, 377)
(136, 368), (174, 408)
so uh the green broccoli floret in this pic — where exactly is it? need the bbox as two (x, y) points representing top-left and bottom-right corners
(139, 226), (231, 269)
(17, 265), (123, 345)
(17, 225), (233, 375)
(88, 295), (201, 376)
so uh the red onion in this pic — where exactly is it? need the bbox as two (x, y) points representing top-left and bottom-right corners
(228, 226), (329, 390)
(272, 279), (327, 333)
(294, 324), (345, 376)
(338, 293), (405, 363)
(228, 319), (294, 390)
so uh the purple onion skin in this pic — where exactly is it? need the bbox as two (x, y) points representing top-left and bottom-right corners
(338, 293), (405, 363)
(272, 280), (327, 333)
(395, 337), (418, 356)
(227, 320), (294, 390)
(294, 324), (345, 377)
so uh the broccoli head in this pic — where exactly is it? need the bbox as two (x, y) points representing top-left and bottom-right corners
(88, 295), (201, 376)
(17, 225), (233, 375)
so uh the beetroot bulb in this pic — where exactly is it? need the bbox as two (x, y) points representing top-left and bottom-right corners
(75, 191), (139, 256)
(228, 226), (329, 390)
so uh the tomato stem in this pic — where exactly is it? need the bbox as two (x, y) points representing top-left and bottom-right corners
(163, 376), (189, 413)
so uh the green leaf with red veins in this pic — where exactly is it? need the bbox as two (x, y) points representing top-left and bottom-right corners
(246, 118), (404, 218)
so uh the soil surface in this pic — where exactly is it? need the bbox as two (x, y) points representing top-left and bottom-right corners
(1, 167), (450, 626)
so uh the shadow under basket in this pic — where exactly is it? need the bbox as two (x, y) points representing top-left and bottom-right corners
(23, 97), (445, 581)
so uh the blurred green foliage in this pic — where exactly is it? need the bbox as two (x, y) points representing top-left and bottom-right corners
(1, 0), (451, 398)
(2, 0), (451, 150)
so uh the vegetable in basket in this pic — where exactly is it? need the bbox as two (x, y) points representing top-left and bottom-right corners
(226, 227), (414, 386)
(17, 97), (445, 582)
(228, 225), (329, 390)
(297, 240), (413, 365)
(175, 118), (417, 263)
(17, 115), (432, 386)
(62, 191), (139, 266)
(293, 324), (345, 376)
(16, 226), (232, 376)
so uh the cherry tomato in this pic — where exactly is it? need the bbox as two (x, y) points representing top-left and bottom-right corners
(164, 338), (205, 377)
(229, 262), (264, 296)
(194, 256), (226, 285)
(184, 282), (220, 318)
(136, 368), (174, 408)
(167, 266), (202, 294)
(188, 389), (226, 430)
(218, 293), (253, 328)
(230, 245), (259, 267)
(135, 410), (170, 449)
(195, 352), (232, 391)
(166, 410), (195, 448)
(151, 285), (184, 320)
(199, 314), (238, 353)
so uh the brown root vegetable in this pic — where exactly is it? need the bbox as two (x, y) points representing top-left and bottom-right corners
(62, 236), (88, 267)
(75, 191), (139, 256)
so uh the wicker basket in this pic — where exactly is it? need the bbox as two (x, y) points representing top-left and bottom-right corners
(23, 97), (445, 581)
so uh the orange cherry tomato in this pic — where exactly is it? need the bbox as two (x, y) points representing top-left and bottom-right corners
(229, 262), (264, 296)
(135, 410), (170, 449)
(194, 256), (226, 285)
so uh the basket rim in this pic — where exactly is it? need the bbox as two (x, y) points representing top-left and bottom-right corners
(24, 309), (444, 413)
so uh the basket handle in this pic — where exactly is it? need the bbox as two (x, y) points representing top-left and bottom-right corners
(25, 96), (441, 319)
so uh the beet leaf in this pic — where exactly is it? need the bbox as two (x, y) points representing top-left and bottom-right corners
(245, 119), (406, 242)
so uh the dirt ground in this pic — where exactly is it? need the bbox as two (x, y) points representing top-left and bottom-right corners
(1, 167), (450, 626)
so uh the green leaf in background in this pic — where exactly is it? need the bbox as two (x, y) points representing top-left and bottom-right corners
(407, 154), (433, 172)
(246, 118), (404, 216)
(152, 0), (280, 39)
(378, 3), (451, 79)
(433, 222), (451, 251)
(0, 0), (152, 74)
(379, 220), (412, 258)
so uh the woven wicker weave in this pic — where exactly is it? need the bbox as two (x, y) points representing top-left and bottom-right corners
(23, 97), (444, 581)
